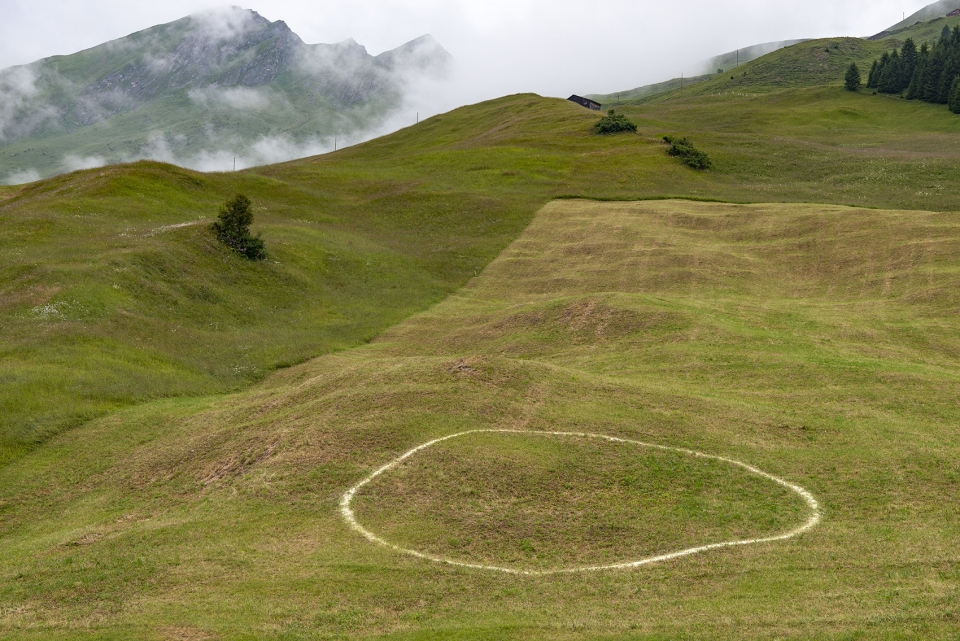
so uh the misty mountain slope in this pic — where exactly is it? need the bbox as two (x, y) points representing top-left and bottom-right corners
(0, 7), (451, 183)
(589, 0), (960, 108)
(588, 39), (808, 105)
(873, 13), (960, 43)
(882, 0), (960, 33)
(602, 37), (895, 106)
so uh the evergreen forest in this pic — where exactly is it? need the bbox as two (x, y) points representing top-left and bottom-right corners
(867, 26), (960, 113)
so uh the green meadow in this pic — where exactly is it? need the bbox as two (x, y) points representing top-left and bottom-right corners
(1, 198), (958, 638)
(1, 34), (960, 639)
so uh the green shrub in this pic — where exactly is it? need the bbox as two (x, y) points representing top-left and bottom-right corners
(211, 194), (267, 261)
(663, 136), (713, 170)
(594, 110), (637, 134)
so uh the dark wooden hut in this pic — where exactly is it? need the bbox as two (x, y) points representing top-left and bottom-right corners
(568, 95), (602, 111)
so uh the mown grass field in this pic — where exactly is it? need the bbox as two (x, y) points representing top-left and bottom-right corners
(1, 198), (958, 639)
(5, 82), (960, 464)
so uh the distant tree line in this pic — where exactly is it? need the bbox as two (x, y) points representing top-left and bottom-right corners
(866, 26), (960, 113)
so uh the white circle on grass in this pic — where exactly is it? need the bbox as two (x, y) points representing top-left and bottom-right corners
(340, 430), (821, 575)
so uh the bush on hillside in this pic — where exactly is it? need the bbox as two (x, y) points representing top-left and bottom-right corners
(663, 136), (712, 170)
(212, 194), (266, 261)
(845, 63), (862, 91)
(594, 110), (638, 134)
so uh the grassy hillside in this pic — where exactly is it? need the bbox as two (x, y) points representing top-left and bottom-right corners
(629, 38), (895, 103)
(593, 37), (895, 106)
(701, 39), (809, 74)
(1, 199), (958, 638)
(877, 14), (960, 43)
(883, 0), (960, 32)
(6, 84), (960, 464)
(613, 21), (960, 107)
(587, 74), (713, 106)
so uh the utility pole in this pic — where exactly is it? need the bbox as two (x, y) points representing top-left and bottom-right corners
(233, 157), (236, 171)
(737, 49), (739, 68)
(335, 135), (337, 152)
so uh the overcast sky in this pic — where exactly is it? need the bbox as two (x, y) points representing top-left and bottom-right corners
(0, 0), (938, 99)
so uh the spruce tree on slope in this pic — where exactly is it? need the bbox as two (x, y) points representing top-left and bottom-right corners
(878, 50), (902, 93)
(900, 39), (919, 90)
(907, 43), (929, 100)
(212, 194), (267, 261)
(950, 77), (960, 114)
(867, 60), (880, 88)
(870, 52), (891, 89)
(845, 63), (862, 91)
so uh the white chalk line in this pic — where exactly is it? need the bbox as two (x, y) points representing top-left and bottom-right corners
(339, 430), (822, 576)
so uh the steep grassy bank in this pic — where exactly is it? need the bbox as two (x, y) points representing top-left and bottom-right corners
(5, 86), (960, 462)
(0, 199), (957, 638)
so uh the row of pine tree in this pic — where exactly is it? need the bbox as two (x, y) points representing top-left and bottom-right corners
(866, 25), (960, 113)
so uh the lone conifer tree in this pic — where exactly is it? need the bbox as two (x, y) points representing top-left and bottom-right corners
(212, 194), (266, 261)
(845, 63), (862, 92)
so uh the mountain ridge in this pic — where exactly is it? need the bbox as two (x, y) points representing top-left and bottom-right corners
(0, 7), (452, 182)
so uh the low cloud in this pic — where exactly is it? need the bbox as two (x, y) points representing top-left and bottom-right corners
(127, 131), (334, 172)
(4, 168), (41, 185)
(0, 66), (59, 142)
(62, 154), (107, 172)
(190, 6), (261, 42)
(188, 86), (272, 110)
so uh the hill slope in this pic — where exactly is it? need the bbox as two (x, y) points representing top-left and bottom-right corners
(607, 37), (895, 104)
(588, 39), (807, 105)
(0, 198), (958, 638)
(883, 0), (960, 32)
(593, 0), (960, 107)
(0, 7), (450, 183)
(6, 81), (960, 464)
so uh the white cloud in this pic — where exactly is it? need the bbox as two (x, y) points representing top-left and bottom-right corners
(0, 66), (47, 141)
(4, 168), (41, 185)
(62, 155), (107, 172)
(189, 5), (261, 42)
(188, 86), (272, 110)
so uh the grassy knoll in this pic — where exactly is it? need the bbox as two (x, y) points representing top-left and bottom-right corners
(5, 85), (960, 463)
(0, 199), (957, 638)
